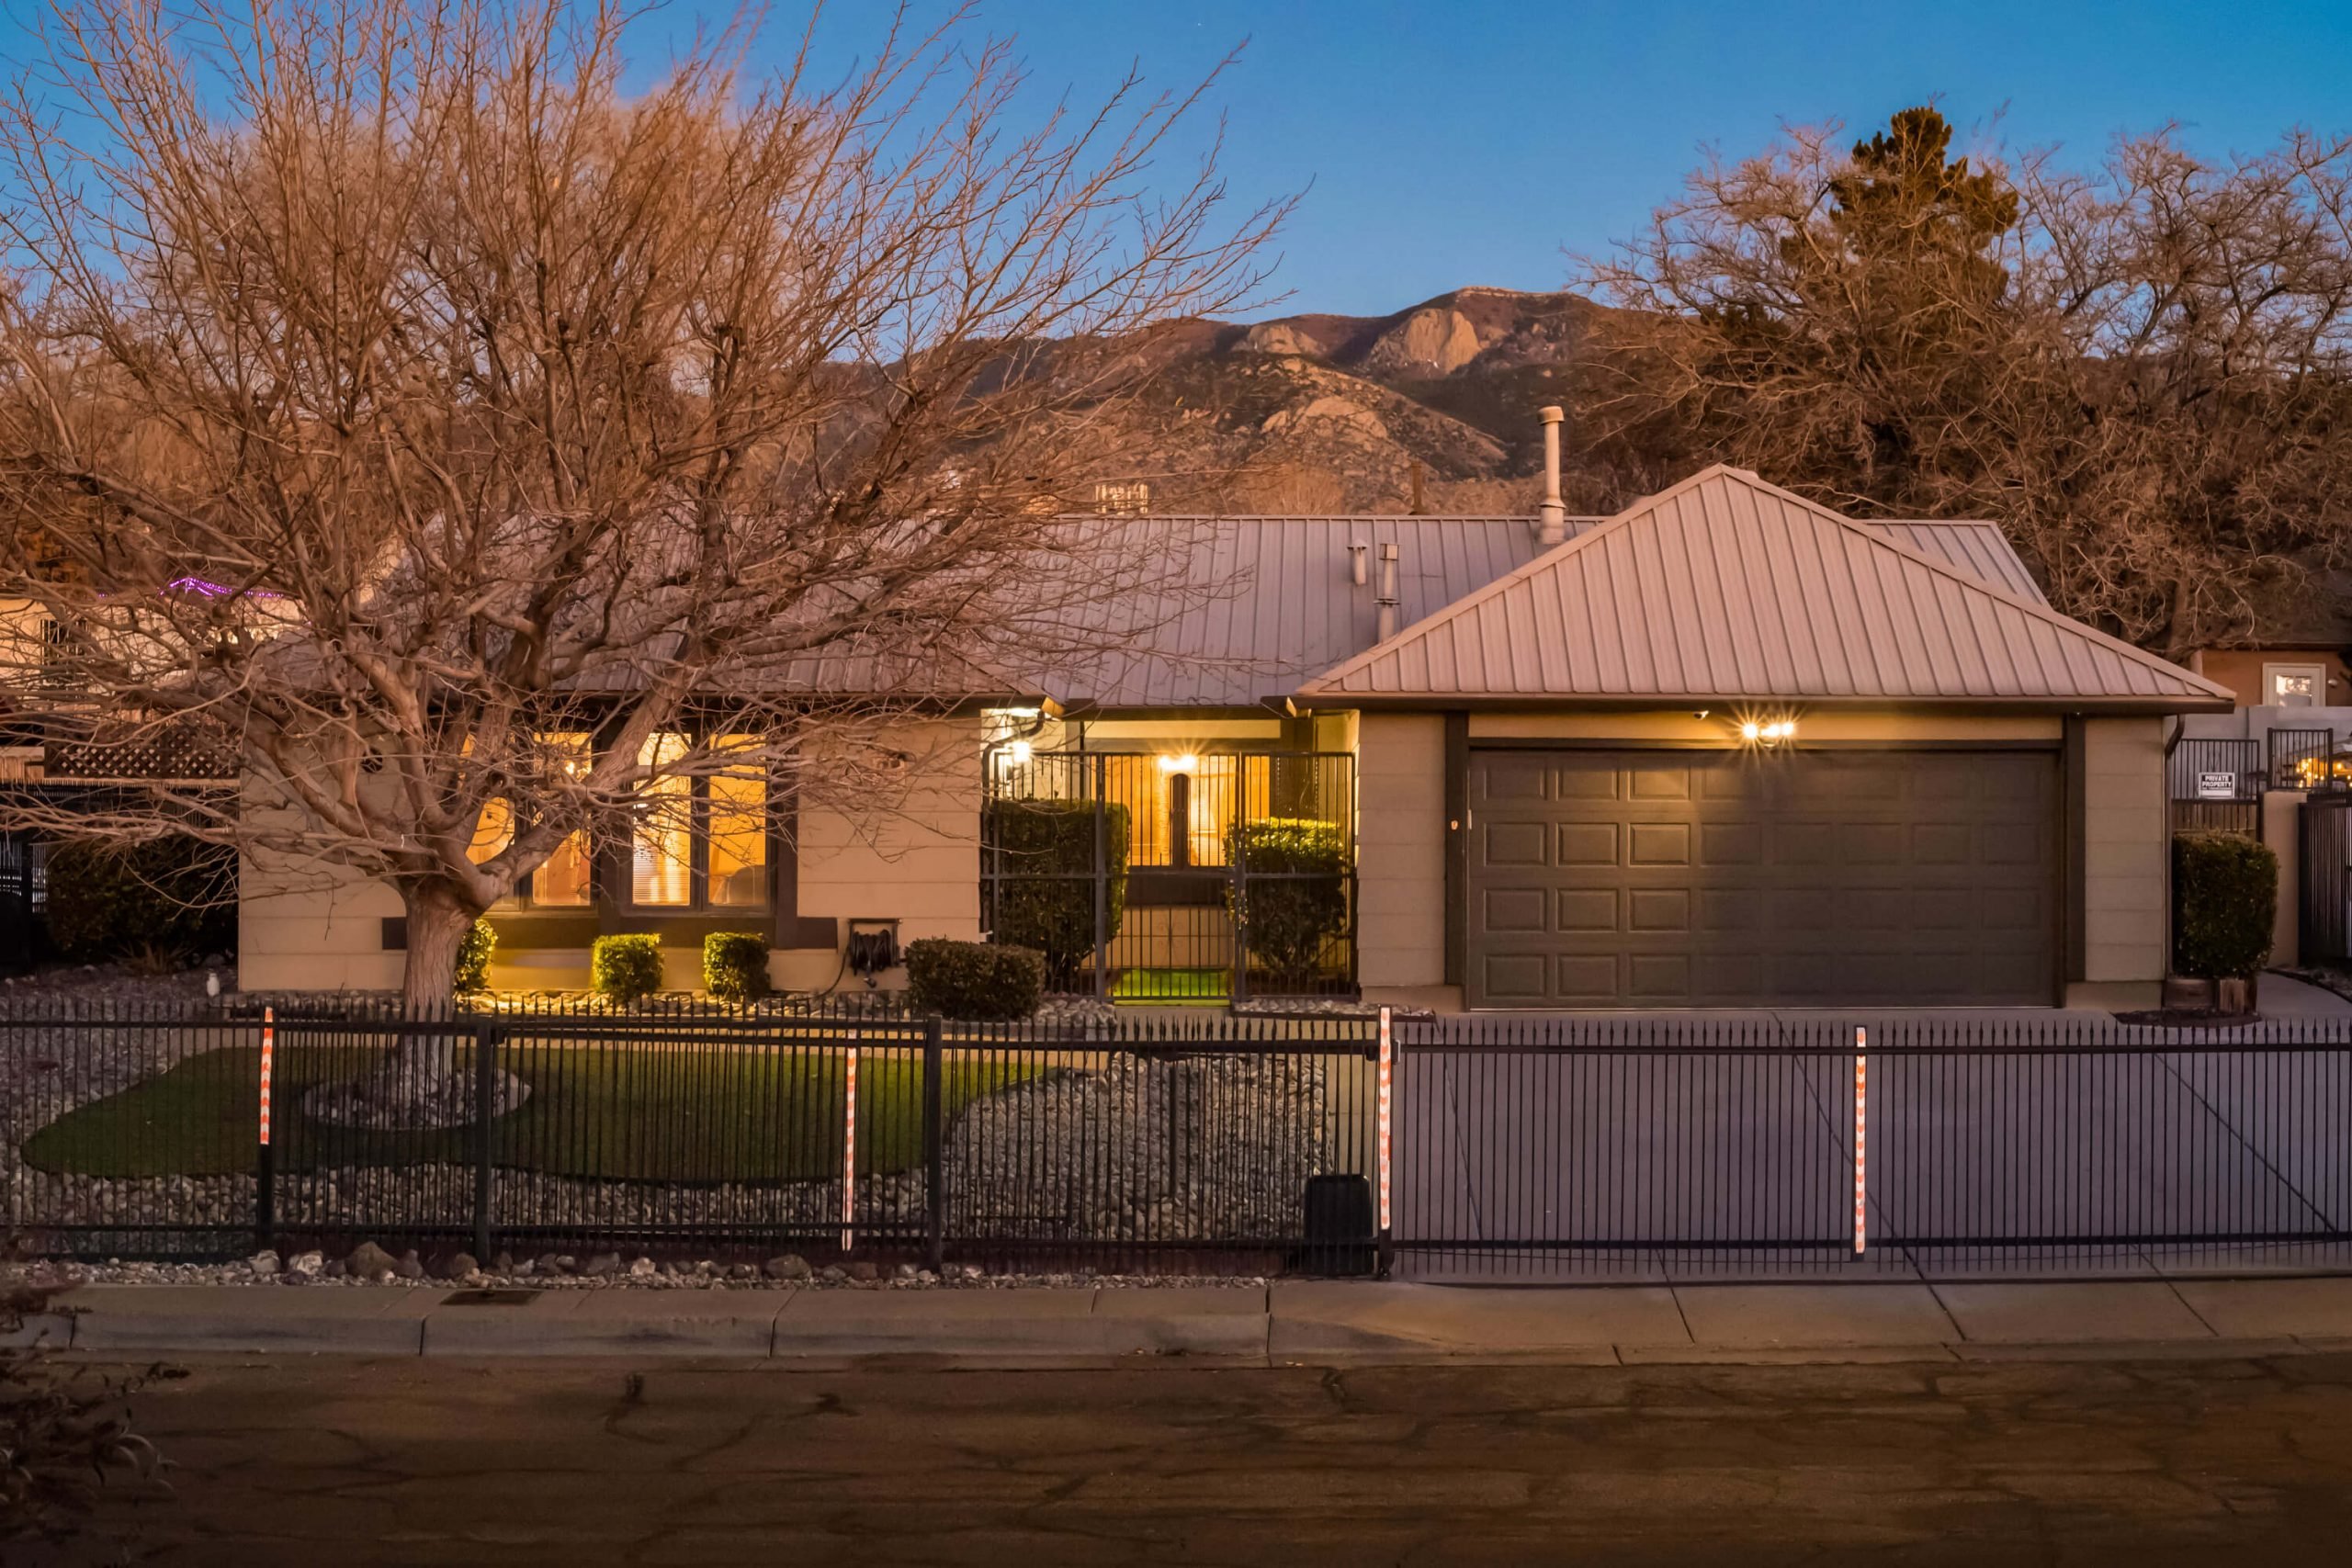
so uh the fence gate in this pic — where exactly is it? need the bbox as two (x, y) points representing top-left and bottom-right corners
(2303, 793), (2352, 965)
(0, 833), (36, 975)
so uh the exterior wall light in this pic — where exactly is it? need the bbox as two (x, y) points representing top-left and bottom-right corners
(1005, 739), (1033, 765)
(1737, 717), (1797, 748)
(1159, 752), (1199, 773)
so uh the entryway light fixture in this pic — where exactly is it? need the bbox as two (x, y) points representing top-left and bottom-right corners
(1158, 751), (1200, 774)
(1738, 718), (1797, 747)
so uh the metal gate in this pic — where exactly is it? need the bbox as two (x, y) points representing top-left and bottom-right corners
(981, 750), (1356, 1002)
(0, 832), (37, 974)
(2302, 793), (2352, 965)
(2169, 737), (2261, 835)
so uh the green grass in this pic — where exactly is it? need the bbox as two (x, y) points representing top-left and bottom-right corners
(1111, 966), (1231, 1002)
(22, 1043), (1037, 1184)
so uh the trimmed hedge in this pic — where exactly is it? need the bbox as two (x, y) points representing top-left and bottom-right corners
(2172, 831), (2277, 981)
(904, 937), (1046, 1021)
(1227, 818), (1350, 987)
(44, 837), (236, 964)
(454, 919), (496, 995)
(591, 933), (664, 1004)
(703, 931), (770, 1002)
(983, 797), (1127, 991)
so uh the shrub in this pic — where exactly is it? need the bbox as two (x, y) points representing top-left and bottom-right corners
(703, 931), (770, 1002)
(904, 937), (1045, 1021)
(591, 933), (664, 1004)
(453, 919), (496, 995)
(1227, 818), (1350, 989)
(2173, 831), (2277, 982)
(43, 836), (236, 964)
(983, 797), (1127, 991)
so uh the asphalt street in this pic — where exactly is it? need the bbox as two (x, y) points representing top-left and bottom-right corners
(32, 1351), (2352, 1565)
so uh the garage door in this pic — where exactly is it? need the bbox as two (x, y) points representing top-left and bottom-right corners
(1467, 749), (2059, 1008)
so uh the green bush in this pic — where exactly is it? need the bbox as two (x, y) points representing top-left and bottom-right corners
(703, 931), (770, 1002)
(454, 919), (496, 995)
(2172, 832), (2277, 981)
(44, 836), (236, 964)
(1227, 818), (1350, 989)
(983, 798), (1127, 991)
(904, 937), (1045, 1021)
(591, 933), (664, 1004)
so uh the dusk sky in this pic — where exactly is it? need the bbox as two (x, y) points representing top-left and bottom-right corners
(775, 0), (2352, 319)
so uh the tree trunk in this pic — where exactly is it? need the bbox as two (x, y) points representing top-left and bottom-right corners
(395, 880), (481, 1085)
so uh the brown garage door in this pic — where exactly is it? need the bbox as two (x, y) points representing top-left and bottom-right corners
(1467, 749), (2059, 1008)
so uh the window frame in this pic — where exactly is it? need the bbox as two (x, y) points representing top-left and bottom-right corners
(621, 731), (774, 915)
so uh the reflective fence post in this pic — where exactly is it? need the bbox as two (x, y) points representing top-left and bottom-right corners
(1853, 1025), (1869, 1257)
(922, 1016), (945, 1276)
(254, 1006), (276, 1255)
(1376, 1005), (1395, 1277)
(842, 1030), (860, 1254)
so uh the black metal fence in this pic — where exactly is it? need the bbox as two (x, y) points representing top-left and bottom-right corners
(2168, 737), (2261, 834)
(981, 750), (1357, 1002)
(9, 1001), (2352, 1279)
(2270, 727), (2343, 791)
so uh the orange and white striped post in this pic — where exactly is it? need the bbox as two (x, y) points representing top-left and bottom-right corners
(1376, 1006), (1394, 1243)
(255, 1006), (277, 1252)
(841, 1032), (859, 1253)
(1852, 1025), (1868, 1256)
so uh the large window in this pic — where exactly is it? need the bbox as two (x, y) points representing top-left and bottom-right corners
(466, 732), (594, 907)
(629, 730), (769, 909)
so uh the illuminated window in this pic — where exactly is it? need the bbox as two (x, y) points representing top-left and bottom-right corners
(469, 797), (514, 863)
(632, 731), (693, 907)
(530, 732), (594, 905)
(707, 735), (768, 907)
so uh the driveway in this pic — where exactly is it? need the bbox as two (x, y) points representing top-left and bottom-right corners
(1389, 976), (2352, 1280)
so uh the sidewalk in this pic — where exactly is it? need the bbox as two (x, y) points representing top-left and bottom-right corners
(17, 1275), (2352, 1367)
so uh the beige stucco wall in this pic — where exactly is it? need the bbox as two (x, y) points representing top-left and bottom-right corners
(2079, 715), (2168, 993)
(790, 716), (983, 991)
(1354, 712), (1447, 988)
(238, 845), (405, 993)
(1467, 711), (2064, 743)
(2263, 789), (2303, 968)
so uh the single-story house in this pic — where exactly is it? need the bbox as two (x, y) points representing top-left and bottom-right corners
(239, 414), (2233, 1010)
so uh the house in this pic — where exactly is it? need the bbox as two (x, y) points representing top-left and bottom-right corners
(237, 410), (2233, 1010)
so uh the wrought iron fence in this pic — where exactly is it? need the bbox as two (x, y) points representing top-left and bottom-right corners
(9, 1000), (2352, 1280)
(2167, 737), (2261, 834)
(2271, 727), (2345, 791)
(981, 749), (1357, 1002)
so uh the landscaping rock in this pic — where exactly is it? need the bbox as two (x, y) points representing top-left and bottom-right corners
(492, 1252), (515, 1274)
(287, 1250), (324, 1279)
(438, 1253), (480, 1280)
(820, 1265), (847, 1284)
(582, 1252), (622, 1278)
(248, 1250), (280, 1278)
(394, 1250), (425, 1280)
(345, 1242), (397, 1280)
(628, 1257), (657, 1280)
(845, 1261), (879, 1283)
(763, 1255), (811, 1281)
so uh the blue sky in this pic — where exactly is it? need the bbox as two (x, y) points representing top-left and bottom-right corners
(791, 0), (2352, 320)
(11, 1), (2352, 320)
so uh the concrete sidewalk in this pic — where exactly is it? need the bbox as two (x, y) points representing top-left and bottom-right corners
(17, 1274), (2352, 1368)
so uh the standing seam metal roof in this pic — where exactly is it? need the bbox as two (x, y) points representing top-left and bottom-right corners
(1295, 467), (2229, 707)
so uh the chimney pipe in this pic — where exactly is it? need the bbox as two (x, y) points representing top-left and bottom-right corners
(1537, 404), (1566, 547)
(1349, 540), (1368, 586)
(1375, 542), (1400, 641)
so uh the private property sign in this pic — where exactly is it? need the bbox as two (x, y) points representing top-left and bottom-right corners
(2196, 771), (2241, 800)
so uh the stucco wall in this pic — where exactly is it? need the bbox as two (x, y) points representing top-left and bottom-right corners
(2192, 649), (2352, 708)
(1353, 712), (1447, 987)
(792, 716), (983, 990)
(2079, 715), (2168, 993)
(238, 846), (404, 993)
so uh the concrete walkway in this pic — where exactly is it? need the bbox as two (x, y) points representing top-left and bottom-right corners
(20, 1274), (2352, 1367)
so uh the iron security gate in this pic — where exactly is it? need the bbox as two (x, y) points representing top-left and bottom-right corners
(981, 750), (1357, 1002)
(2304, 792), (2352, 965)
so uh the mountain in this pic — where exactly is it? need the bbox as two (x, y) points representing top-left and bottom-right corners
(1097, 287), (1640, 515)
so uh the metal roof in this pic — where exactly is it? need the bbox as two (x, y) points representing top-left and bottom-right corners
(1296, 467), (2231, 709)
(1045, 506), (2052, 708)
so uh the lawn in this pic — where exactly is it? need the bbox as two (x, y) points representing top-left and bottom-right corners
(1111, 966), (1230, 1002)
(22, 1042), (1038, 1184)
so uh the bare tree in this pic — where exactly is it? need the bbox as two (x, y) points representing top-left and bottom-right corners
(1579, 107), (2352, 656)
(0, 2), (1282, 1020)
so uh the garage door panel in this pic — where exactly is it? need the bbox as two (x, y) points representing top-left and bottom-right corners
(1465, 749), (2059, 1008)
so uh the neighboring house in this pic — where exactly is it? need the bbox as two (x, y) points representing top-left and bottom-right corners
(238, 426), (2231, 1010)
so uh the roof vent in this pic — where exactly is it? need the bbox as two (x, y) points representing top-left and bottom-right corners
(1375, 542), (1400, 641)
(1349, 541), (1368, 586)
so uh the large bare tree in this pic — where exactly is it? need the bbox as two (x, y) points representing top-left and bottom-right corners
(1579, 107), (2352, 657)
(0, 1), (1281, 1010)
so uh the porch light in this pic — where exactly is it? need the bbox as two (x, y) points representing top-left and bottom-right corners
(1004, 739), (1033, 766)
(1159, 752), (1199, 774)
(1736, 717), (1797, 748)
